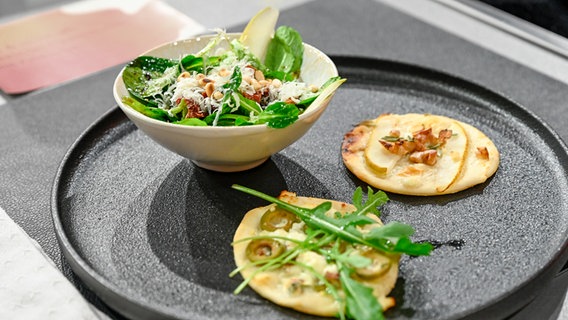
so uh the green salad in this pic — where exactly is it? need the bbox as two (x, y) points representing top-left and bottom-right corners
(121, 27), (343, 129)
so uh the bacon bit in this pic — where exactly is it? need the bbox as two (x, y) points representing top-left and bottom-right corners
(380, 126), (453, 166)
(184, 99), (206, 119)
(476, 146), (489, 160)
(409, 149), (438, 165)
(438, 129), (453, 143)
(243, 91), (262, 103)
(413, 128), (436, 146)
(325, 271), (339, 280)
(401, 140), (417, 153)
(380, 140), (401, 155)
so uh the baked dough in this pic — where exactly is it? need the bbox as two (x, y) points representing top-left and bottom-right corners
(342, 113), (499, 196)
(232, 191), (399, 316)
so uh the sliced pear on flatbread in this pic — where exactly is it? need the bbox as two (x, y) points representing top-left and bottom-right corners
(363, 115), (402, 175)
(342, 113), (498, 196)
(444, 121), (499, 194)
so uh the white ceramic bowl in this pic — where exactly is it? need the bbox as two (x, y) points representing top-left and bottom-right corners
(113, 33), (339, 172)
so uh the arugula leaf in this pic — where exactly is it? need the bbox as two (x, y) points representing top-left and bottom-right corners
(231, 185), (432, 256)
(352, 187), (388, 217)
(206, 67), (244, 126)
(364, 222), (433, 256)
(340, 267), (384, 320)
(264, 26), (303, 79)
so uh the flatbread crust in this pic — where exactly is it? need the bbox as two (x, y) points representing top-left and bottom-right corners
(233, 191), (399, 317)
(342, 113), (499, 196)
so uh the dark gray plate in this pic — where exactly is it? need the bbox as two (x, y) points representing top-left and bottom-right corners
(51, 57), (568, 320)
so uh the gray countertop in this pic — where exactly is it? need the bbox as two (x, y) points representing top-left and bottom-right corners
(1, 0), (567, 319)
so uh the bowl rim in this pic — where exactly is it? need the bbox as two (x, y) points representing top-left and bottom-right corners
(113, 32), (338, 132)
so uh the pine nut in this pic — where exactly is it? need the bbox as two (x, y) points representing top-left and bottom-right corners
(254, 69), (265, 81)
(205, 82), (215, 97)
(271, 79), (282, 88)
(218, 68), (230, 77)
(213, 91), (224, 100)
(177, 71), (190, 81)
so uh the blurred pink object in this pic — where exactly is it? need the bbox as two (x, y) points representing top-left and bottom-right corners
(0, 0), (204, 94)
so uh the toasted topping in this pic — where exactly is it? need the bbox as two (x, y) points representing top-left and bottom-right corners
(344, 113), (499, 196)
(476, 146), (489, 160)
(409, 149), (438, 165)
(379, 127), (453, 166)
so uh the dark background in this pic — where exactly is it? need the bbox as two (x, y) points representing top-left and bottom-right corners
(479, 0), (568, 38)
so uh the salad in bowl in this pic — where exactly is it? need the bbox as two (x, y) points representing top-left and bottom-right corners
(114, 7), (344, 171)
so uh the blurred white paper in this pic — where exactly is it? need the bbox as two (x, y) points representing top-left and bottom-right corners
(0, 207), (109, 319)
(0, 0), (206, 94)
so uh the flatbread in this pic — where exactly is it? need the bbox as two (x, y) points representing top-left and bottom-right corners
(233, 191), (399, 317)
(342, 113), (499, 196)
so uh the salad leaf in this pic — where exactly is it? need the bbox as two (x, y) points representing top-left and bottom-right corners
(235, 92), (262, 115)
(123, 56), (179, 100)
(231, 185), (432, 320)
(205, 67), (244, 126)
(173, 118), (208, 126)
(231, 185), (433, 256)
(121, 97), (175, 122)
(230, 39), (267, 73)
(340, 267), (384, 320)
(181, 54), (223, 73)
(264, 26), (303, 80)
(296, 76), (343, 108)
(252, 102), (299, 128)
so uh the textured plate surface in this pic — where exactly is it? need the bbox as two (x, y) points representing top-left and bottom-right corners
(52, 57), (568, 320)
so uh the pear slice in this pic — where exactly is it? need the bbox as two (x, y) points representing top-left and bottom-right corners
(305, 78), (346, 113)
(444, 121), (500, 194)
(364, 116), (403, 175)
(239, 7), (279, 62)
(364, 114), (468, 195)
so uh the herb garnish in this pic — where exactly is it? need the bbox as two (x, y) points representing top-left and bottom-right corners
(230, 185), (432, 320)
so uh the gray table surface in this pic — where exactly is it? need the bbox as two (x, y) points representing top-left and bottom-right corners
(1, 0), (567, 319)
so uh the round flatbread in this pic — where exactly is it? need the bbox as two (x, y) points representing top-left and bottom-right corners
(342, 113), (499, 196)
(233, 191), (399, 317)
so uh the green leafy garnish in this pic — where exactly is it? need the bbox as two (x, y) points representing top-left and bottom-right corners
(121, 96), (176, 122)
(265, 26), (304, 80)
(230, 185), (433, 320)
(122, 56), (179, 102)
(121, 22), (344, 129)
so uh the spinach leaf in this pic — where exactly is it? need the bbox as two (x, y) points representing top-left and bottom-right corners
(265, 26), (303, 79)
(121, 97), (175, 122)
(122, 56), (179, 100)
